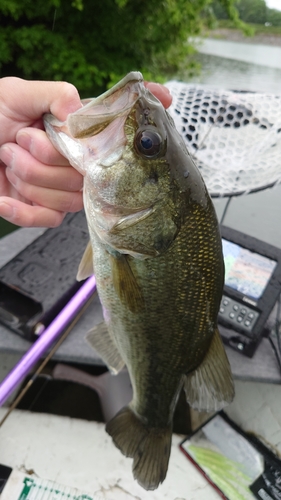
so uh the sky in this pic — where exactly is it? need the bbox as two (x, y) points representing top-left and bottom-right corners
(265, 0), (281, 10)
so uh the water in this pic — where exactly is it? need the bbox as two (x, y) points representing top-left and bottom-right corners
(198, 38), (281, 70)
(183, 38), (281, 94)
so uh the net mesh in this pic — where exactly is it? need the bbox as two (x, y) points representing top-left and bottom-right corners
(165, 81), (281, 197)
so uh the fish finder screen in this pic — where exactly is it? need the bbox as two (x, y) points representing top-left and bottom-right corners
(222, 239), (277, 300)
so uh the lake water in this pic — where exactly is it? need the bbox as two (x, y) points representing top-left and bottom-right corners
(181, 37), (281, 94)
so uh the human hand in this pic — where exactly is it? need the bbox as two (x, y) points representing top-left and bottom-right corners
(0, 77), (84, 228)
(144, 82), (172, 109)
(0, 77), (172, 229)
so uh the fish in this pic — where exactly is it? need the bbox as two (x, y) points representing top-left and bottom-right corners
(44, 72), (234, 491)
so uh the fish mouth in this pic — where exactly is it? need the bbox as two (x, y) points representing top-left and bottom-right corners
(45, 71), (162, 141)
(67, 72), (144, 139)
(44, 72), (149, 174)
(44, 71), (167, 176)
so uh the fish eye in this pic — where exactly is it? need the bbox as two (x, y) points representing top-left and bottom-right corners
(134, 129), (163, 158)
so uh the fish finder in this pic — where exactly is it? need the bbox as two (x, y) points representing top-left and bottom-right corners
(219, 226), (281, 357)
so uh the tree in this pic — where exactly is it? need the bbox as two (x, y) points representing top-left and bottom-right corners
(267, 8), (281, 26)
(0, 0), (241, 95)
(212, 0), (281, 25)
(236, 0), (267, 24)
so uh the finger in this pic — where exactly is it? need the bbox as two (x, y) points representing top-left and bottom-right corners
(0, 144), (83, 191)
(5, 168), (83, 213)
(144, 82), (172, 109)
(16, 127), (70, 166)
(1, 77), (82, 122)
(0, 197), (66, 228)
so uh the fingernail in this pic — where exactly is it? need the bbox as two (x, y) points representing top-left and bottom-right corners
(16, 131), (31, 150)
(0, 202), (14, 220)
(0, 146), (14, 168)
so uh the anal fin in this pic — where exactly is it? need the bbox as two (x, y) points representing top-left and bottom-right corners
(86, 321), (125, 374)
(184, 328), (235, 412)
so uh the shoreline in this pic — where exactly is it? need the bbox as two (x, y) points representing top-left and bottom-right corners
(206, 28), (281, 47)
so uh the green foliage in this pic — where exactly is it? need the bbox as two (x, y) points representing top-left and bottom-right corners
(0, 218), (18, 237)
(208, 0), (253, 34)
(236, 0), (267, 24)
(212, 0), (281, 27)
(267, 8), (281, 27)
(0, 0), (240, 95)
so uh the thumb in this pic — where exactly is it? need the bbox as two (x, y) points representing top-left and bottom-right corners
(46, 81), (83, 121)
(1, 77), (82, 123)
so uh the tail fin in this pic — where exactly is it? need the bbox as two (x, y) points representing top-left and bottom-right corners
(106, 406), (172, 491)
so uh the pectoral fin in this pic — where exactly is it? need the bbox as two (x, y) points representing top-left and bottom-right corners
(183, 329), (235, 412)
(110, 254), (144, 313)
(86, 321), (125, 374)
(77, 241), (94, 281)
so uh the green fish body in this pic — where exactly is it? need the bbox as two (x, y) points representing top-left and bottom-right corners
(44, 72), (234, 491)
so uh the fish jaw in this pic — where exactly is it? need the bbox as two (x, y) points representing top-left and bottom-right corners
(67, 71), (143, 139)
(44, 115), (85, 175)
(43, 72), (143, 175)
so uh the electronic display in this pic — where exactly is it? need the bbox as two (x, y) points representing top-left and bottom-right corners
(222, 239), (277, 300)
(219, 226), (281, 357)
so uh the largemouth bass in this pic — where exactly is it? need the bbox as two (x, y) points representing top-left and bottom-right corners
(44, 72), (234, 491)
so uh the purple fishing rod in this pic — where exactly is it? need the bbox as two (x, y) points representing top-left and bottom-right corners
(0, 275), (96, 407)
